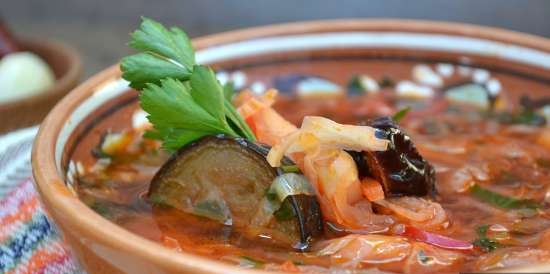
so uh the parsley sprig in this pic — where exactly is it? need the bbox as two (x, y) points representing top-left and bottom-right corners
(121, 18), (255, 150)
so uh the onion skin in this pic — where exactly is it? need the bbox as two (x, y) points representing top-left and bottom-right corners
(398, 225), (474, 251)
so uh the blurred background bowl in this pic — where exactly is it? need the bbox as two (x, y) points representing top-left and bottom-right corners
(0, 39), (81, 133)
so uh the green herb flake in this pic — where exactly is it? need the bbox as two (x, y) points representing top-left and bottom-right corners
(417, 250), (433, 265)
(392, 106), (412, 123)
(347, 75), (365, 95)
(473, 225), (502, 252)
(477, 224), (489, 235)
(494, 110), (546, 126)
(513, 110), (546, 126)
(263, 173), (314, 221)
(273, 198), (296, 221)
(473, 238), (501, 252)
(470, 184), (539, 210)
(281, 164), (301, 173)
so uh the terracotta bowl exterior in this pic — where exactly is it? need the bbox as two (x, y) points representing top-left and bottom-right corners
(0, 39), (82, 133)
(32, 20), (550, 274)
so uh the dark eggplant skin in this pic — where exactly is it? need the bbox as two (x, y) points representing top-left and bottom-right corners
(148, 135), (322, 251)
(287, 194), (323, 251)
(358, 117), (436, 197)
(148, 135), (277, 226)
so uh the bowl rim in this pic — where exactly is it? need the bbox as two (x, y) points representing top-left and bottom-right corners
(32, 19), (550, 273)
(194, 18), (550, 52)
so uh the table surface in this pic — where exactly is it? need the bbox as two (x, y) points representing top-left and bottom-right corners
(4, 0), (550, 78)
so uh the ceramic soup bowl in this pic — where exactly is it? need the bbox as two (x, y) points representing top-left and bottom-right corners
(32, 20), (550, 273)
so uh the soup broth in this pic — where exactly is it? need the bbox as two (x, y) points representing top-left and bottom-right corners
(73, 59), (550, 273)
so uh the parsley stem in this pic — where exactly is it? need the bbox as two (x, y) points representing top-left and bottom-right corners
(224, 100), (256, 141)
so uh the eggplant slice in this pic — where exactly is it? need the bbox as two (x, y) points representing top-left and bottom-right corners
(358, 117), (436, 197)
(148, 135), (322, 250)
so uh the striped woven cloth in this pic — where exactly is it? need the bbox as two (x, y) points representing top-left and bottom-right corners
(0, 127), (83, 274)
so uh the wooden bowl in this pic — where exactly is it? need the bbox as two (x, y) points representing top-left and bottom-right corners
(0, 39), (82, 133)
(32, 20), (550, 274)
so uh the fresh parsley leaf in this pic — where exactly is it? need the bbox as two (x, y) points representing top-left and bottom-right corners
(121, 17), (195, 89)
(190, 65), (226, 125)
(158, 128), (209, 151)
(130, 17), (195, 68)
(121, 52), (191, 90)
(143, 129), (163, 141)
(392, 106), (411, 122)
(141, 79), (228, 132)
(223, 81), (235, 100)
(140, 79), (238, 150)
(188, 65), (255, 141)
(223, 100), (256, 141)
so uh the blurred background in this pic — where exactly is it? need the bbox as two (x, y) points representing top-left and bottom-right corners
(4, 0), (550, 77)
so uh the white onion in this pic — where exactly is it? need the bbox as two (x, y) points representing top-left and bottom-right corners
(0, 52), (55, 102)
